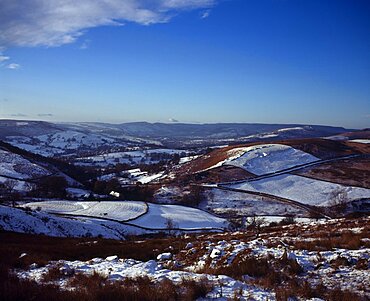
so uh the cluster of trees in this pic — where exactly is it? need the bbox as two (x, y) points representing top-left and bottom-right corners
(92, 180), (156, 201)
(0, 176), (68, 203)
(35, 176), (68, 198)
(178, 185), (204, 207)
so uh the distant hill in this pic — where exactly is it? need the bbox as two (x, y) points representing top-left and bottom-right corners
(0, 119), (359, 154)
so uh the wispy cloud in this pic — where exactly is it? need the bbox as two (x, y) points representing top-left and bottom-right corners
(6, 63), (20, 69)
(79, 39), (91, 50)
(0, 55), (10, 62)
(0, 1), (216, 49)
(9, 113), (28, 117)
(37, 113), (54, 117)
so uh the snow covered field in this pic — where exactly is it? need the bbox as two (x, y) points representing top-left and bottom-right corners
(202, 189), (308, 217)
(228, 174), (370, 206)
(225, 144), (319, 175)
(6, 200), (228, 236)
(130, 203), (228, 230)
(22, 201), (148, 222)
(0, 203), (228, 238)
(350, 139), (370, 144)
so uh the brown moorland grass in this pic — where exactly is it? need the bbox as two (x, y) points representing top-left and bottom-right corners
(1, 216), (368, 300)
(341, 130), (370, 139)
(294, 157), (370, 188)
(0, 231), (187, 270)
(1, 268), (214, 301)
(281, 139), (370, 159)
(262, 221), (369, 251)
(274, 280), (366, 301)
(182, 165), (254, 184)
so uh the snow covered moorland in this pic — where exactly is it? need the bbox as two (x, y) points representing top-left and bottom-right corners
(11, 217), (369, 300)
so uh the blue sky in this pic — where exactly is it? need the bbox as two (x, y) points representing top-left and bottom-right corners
(0, 0), (369, 128)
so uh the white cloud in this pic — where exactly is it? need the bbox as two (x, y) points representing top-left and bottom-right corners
(6, 63), (20, 69)
(162, 0), (215, 9)
(201, 10), (211, 19)
(0, 55), (10, 62)
(0, 0), (216, 49)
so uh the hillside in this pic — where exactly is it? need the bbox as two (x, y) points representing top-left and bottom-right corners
(1, 217), (368, 300)
(169, 138), (370, 219)
(0, 120), (354, 153)
(177, 138), (370, 175)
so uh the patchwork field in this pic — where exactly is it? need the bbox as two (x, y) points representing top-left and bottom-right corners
(228, 174), (370, 207)
(1, 200), (229, 238)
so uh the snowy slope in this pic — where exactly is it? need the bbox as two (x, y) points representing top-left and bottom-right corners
(229, 174), (370, 206)
(225, 144), (319, 175)
(130, 203), (228, 230)
(0, 177), (33, 192)
(7, 130), (120, 157)
(0, 149), (50, 179)
(22, 201), (148, 222)
(37, 130), (116, 150)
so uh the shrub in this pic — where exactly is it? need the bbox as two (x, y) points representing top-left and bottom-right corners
(207, 255), (270, 280)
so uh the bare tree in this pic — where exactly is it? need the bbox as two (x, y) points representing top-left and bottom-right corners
(246, 215), (266, 238)
(3, 179), (17, 193)
(328, 187), (349, 216)
(165, 218), (178, 235)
